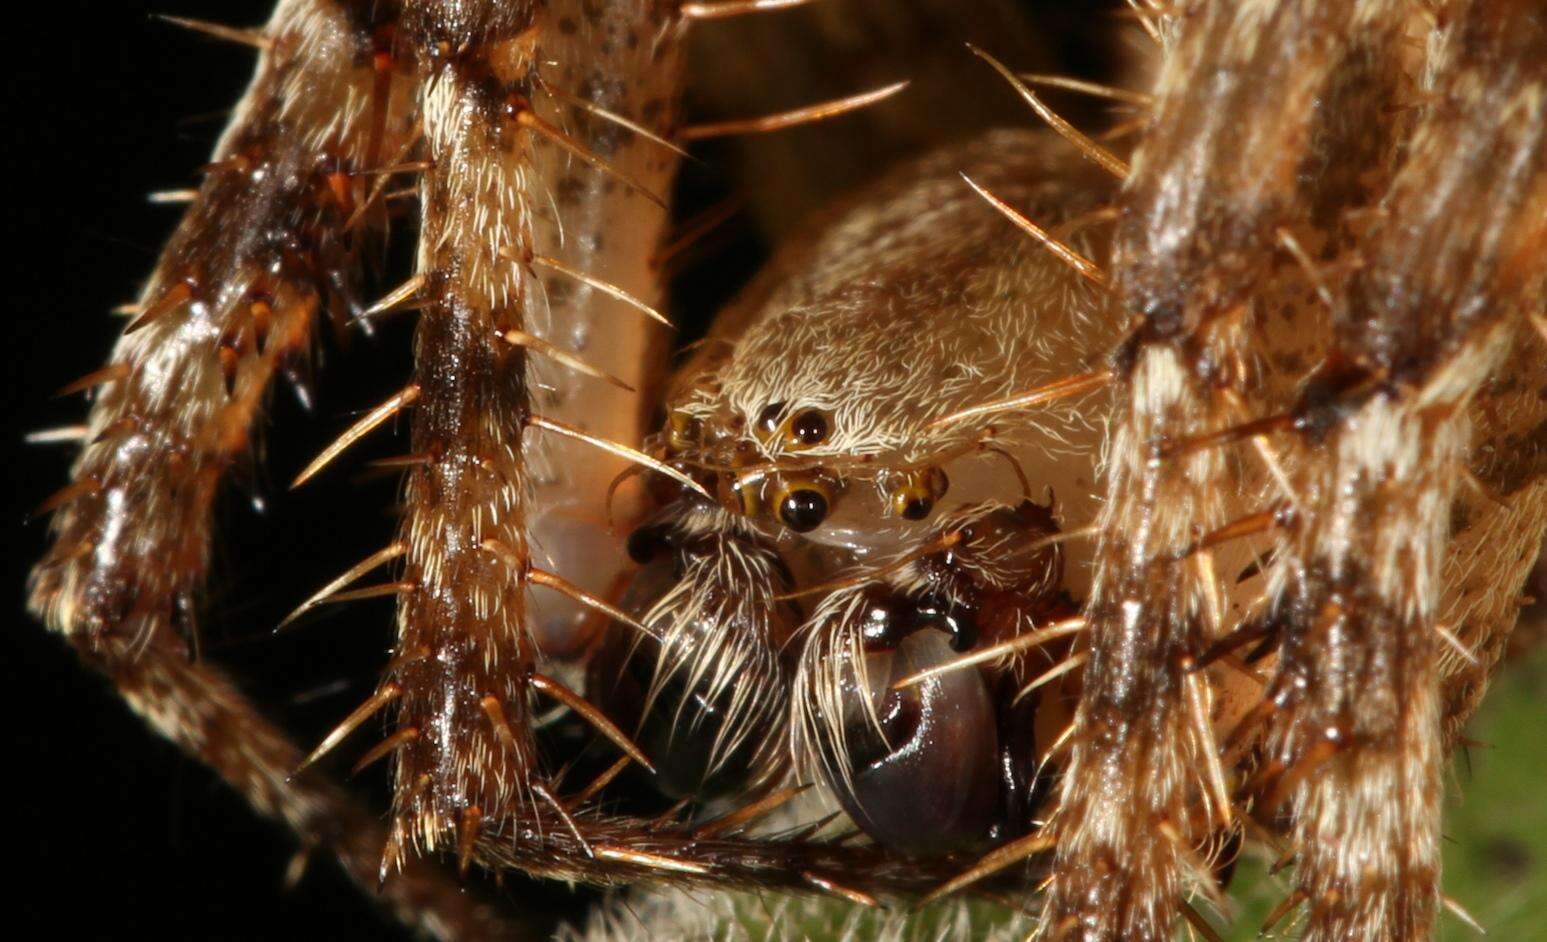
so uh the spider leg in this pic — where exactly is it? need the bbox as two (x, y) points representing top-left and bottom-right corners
(28, 0), (443, 926)
(1258, 3), (1546, 938)
(377, 0), (689, 872)
(88, 634), (536, 940)
(30, 0), (417, 656)
(382, 0), (551, 867)
(1039, 1), (1414, 937)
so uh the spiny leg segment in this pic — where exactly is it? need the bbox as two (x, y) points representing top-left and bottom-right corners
(29, 0), (995, 922)
(1258, 3), (1546, 938)
(31, 0), (417, 658)
(1036, 1), (1399, 935)
(1040, 1), (1547, 939)
(23, 1), (521, 935)
(381, 0), (551, 872)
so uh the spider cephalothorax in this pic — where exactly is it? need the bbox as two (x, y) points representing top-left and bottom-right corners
(27, 1), (1546, 940)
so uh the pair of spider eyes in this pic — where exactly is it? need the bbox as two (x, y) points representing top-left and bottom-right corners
(756, 402), (832, 450)
(773, 467), (950, 533)
(663, 403), (829, 455)
(754, 404), (836, 532)
(747, 404), (952, 532)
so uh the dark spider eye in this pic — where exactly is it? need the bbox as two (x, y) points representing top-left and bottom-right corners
(786, 407), (830, 447)
(892, 486), (933, 521)
(777, 486), (829, 532)
(888, 467), (948, 521)
(755, 401), (786, 438)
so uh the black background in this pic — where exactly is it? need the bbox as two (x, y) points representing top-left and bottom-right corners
(7, 2), (1116, 938)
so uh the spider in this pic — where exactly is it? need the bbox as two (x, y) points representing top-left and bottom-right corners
(23, 1), (1546, 940)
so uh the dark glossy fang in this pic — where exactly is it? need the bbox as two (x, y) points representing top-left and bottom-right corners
(832, 630), (1000, 857)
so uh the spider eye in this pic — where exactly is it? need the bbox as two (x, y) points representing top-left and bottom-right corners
(755, 401), (787, 438)
(777, 484), (830, 532)
(666, 410), (701, 453)
(891, 486), (933, 521)
(785, 407), (831, 447)
(887, 467), (949, 521)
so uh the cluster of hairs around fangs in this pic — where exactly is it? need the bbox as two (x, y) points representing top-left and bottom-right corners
(631, 501), (794, 791)
(792, 584), (889, 805)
